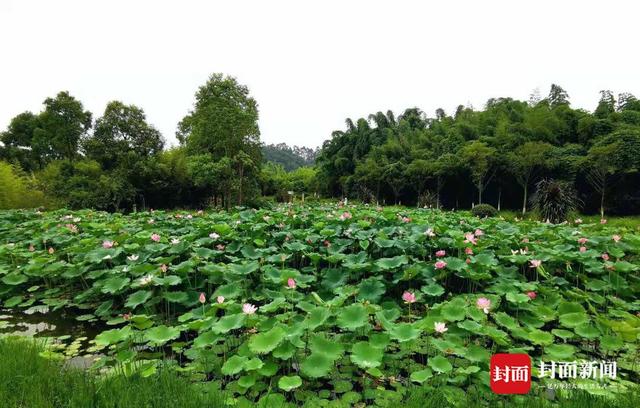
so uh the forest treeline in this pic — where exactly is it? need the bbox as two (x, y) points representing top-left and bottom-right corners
(1, 75), (639, 215)
(317, 86), (640, 215)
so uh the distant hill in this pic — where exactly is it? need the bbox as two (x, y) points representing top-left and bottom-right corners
(261, 143), (318, 171)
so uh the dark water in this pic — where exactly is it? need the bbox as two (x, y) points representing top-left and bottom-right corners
(0, 306), (105, 368)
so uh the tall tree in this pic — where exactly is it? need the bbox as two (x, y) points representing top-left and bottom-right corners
(177, 73), (261, 206)
(460, 141), (496, 205)
(509, 142), (552, 214)
(39, 91), (92, 162)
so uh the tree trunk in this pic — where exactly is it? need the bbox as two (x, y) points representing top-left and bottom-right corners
(497, 187), (502, 211)
(522, 184), (528, 215)
(478, 182), (483, 205)
(600, 188), (605, 219)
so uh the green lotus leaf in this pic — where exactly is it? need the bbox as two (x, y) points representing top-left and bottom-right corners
(309, 335), (344, 359)
(164, 291), (189, 303)
(101, 276), (130, 294)
(4, 295), (23, 307)
(422, 283), (445, 297)
(457, 319), (483, 332)
(193, 330), (219, 348)
(506, 292), (531, 304)
(388, 323), (421, 342)
(544, 344), (576, 359)
(1, 272), (28, 285)
(248, 326), (286, 354)
(552, 329), (575, 340)
(441, 300), (466, 322)
(493, 312), (519, 331)
(410, 368), (433, 383)
(559, 313), (589, 328)
(238, 374), (257, 388)
(272, 341), (296, 360)
(600, 335), (623, 351)
(228, 262), (260, 275)
(258, 361), (279, 376)
(300, 352), (334, 378)
(145, 325), (181, 346)
(357, 278), (386, 303)
(212, 313), (246, 334)
(94, 327), (131, 347)
(428, 355), (453, 373)
(303, 307), (330, 330)
(278, 375), (302, 392)
(336, 303), (369, 330)
(244, 357), (264, 371)
(375, 255), (408, 270)
(527, 329), (554, 346)
(350, 341), (383, 369)
(221, 355), (248, 375)
(574, 323), (600, 339)
(125, 290), (152, 309)
(463, 345), (490, 363)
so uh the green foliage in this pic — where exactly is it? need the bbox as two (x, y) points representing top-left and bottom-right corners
(0, 161), (48, 209)
(1, 204), (639, 404)
(531, 179), (581, 223)
(471, 203), (497, 218)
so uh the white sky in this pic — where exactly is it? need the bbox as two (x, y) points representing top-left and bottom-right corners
(1, 0), (639, 149)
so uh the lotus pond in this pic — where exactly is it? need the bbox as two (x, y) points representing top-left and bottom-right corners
(0, 205), (639, 407)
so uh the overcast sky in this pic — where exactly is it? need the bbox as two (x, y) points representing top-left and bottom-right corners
(1, 0), (639, 149)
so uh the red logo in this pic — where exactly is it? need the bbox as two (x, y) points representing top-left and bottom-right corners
(490, 353), (531, 394)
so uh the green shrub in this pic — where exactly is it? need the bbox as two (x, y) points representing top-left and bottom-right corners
(531, 179), (581, 223)
(0, 161), (48, 209)
(471, 203), (497, 218)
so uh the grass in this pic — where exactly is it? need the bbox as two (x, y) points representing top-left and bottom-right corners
(1, 337), (639, 407)
(0, 337), (226, 408)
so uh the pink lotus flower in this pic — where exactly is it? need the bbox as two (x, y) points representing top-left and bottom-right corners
(601, 253), (610, 261)
(216, 296), (225, 304)
(579, 246), (587, 253)
(434, 260), (447, 269)
(474, 229), (484, 236)
(530, 259), (542, 268)
(577, 237), (588, 244)
(424, 228), (436, 237)
(476, 297), (491, 314)
(66, 224), (78, 233)
(186, 214), (193, 219)
(48, 247), (55, 254)
(216, 244), (225, 251)
(123, 312), (131, 321)
(151, 233), (160, 242)
(434, 322), (448, 334)
(339, 212), (352, 221)
(526, 291), (537, 300)
(435, 250), (446, 258)
(464, 233), (477, 245)
(600, 219), (607, 224)
(242, 303), (257, 315)
(612, 235), (621, 243)
(402, 291), (416, 303)
(465, 247), (473, 255)
(160, 264), (168, 273)
(102, 240), (114, 249)
(199, 292), (206, 304)
(323, 240), (331, 247)
(209, 232), (220, 240)
(287, 278), (296, 289)
(401, 216), (411, 223)
(28, 244), (35, 252)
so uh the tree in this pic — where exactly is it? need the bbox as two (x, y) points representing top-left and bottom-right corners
(178, 73), (261, 206)
(39, 91), (92, 162)
(84, 101), (164, 169)
(548, 84), (570, 108)
(460, 141), (496, 204)
(594, 90), (616, 119)
(0, 112), (44, 171)
(509, 142), (552, 214)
